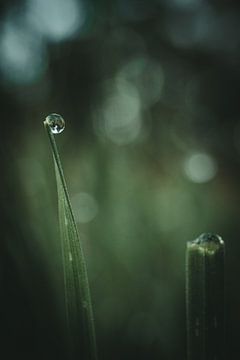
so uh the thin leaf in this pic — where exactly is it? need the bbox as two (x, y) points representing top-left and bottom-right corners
(44, 115), (98, 360)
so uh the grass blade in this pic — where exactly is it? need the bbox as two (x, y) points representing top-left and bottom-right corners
(44, 114), (98, 360)
(186, 233), (225, 360)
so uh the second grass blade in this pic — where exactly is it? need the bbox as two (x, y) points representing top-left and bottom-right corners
(186, 233), (225, 360)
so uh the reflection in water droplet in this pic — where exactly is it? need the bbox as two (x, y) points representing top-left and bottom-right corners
(45, 113), (65, 134)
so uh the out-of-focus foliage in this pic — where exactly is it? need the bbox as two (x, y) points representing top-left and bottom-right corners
(0, 0), (240, 359)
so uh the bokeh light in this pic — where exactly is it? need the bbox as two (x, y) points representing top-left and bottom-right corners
(183, 152), (218, 183)
(71, 192), (98, 224)
(0, 14), (46, 84)
(26, 0), (85, 42)
(94, 78), (142, 145)
(117, 56), (164, 108)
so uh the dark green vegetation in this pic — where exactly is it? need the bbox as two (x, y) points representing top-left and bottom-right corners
(1, 0), (240, 359)
(186, 233), (225, 360)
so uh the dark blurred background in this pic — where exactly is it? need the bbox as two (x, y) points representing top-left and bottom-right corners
(0, 0), (240, 359)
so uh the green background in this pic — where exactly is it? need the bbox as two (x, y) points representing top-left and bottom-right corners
(0, 0), (239, 358)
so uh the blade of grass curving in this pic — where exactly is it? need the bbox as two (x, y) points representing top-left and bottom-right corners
(44, 114), (98, 360)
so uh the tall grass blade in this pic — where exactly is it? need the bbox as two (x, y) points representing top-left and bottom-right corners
(186, 233), (225, 360)
(44, 114), (98, 360)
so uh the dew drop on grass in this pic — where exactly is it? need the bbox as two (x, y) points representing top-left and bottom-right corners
(45, 113), (65, 134)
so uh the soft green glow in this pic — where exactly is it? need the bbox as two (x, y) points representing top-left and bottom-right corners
(184, 152), (217, 183)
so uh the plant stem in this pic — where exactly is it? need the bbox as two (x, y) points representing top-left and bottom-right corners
(186, 233), (225, 360)
(44, 120), (98, 360)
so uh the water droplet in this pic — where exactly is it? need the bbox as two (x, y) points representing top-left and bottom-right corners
(188, 233), (224, 255)
(194, 233), (223, 246)
(69, 252), (73, 262)
(45, 113), (65, 134)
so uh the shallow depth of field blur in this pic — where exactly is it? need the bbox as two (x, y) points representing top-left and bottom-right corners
(1, 0), (240, 359)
